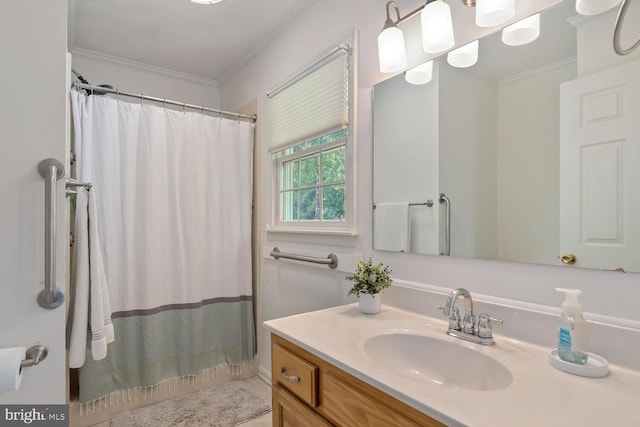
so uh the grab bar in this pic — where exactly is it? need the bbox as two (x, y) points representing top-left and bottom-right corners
(36, 159), (65, 309)
(439, 193), (451, 256)
(270, 247), (338, 269)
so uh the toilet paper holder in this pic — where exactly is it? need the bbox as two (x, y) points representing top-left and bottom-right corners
(20, 345), (48, 368)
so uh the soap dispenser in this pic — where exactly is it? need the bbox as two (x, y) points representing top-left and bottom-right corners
(556, 288), (588, 365)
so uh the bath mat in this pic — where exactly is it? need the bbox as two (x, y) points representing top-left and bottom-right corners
(111, 377), (271, 427)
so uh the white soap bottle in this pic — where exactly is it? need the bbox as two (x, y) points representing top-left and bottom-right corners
(556, 288), (588, 365)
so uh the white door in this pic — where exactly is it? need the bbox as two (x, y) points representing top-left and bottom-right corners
(559, 59), (640, 271)
(0, 1), (68, 404)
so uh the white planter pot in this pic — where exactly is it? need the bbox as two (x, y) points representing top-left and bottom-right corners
(358, 293), (381, 314)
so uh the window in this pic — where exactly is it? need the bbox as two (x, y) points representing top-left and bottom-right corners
(268, 43), (353, 233)
(276, 129), (347, 223)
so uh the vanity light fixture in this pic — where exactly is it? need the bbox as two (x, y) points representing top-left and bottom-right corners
(405, 60), (434, 85)
(378, 0), (519, 73)
(447, 39), (479, 67)
(575, 0), (622, 16)
(378, 1), (409, 73)
(421, 1), (456, 53)
(501, 13), (540, 46)
(190, 0), (223, 4)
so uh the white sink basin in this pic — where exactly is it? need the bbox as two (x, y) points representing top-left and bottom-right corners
(363, 330), (513, 391)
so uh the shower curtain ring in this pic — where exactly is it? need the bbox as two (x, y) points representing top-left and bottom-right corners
(201, 106), (205, 117)
(116, 89), (120, 102)
(90, 86), (94, 96)
(140, 94), (144, 106)
(183, 102), (186, 113)
(163, 98), (167, 110)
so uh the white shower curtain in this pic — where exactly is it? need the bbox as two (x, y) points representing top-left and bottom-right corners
(70, 91), (255, 403)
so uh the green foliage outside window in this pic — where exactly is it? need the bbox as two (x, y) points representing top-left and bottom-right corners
(279, 129), (347, 223)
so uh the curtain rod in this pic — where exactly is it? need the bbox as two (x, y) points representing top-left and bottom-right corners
(72, 82), (257, 123)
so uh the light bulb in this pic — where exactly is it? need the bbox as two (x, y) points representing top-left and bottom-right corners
(502, 13), (540, 46)
(378, 26), (408, 73)
(447, 40), (479, 68)
(405, 60), (434, 85)
(421, 1), (455, 54)
(476, 0), (515, 27)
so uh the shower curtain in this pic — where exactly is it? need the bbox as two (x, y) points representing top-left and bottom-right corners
(70, 91), (256, 403)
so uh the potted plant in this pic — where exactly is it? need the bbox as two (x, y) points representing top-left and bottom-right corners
(346, 259), (393, 314)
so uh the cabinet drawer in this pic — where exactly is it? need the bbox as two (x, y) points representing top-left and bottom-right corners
(272, 342), (319, 407)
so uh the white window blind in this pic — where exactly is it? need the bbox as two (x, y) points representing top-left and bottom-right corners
(268, 47), (349, 152)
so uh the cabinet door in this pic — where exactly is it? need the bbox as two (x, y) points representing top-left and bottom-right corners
(273, 385), (333, 427)
(322, 372), (444, 427)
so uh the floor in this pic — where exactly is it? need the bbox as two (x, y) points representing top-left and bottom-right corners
(236, 412), (272, 427)
(89, 376), (273, 427)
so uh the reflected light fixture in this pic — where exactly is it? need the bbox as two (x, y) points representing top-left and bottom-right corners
(378, 1), (408, 73)
(421, 1), (455, 54)
(476, 0), (515, 27)
(575, 0), (623, 15)
(405, 60), (434, 85)
(502, 13), (540, 46)
(447, 40), (479, 68)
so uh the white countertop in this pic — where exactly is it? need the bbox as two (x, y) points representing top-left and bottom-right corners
(264, 304), (640, 427)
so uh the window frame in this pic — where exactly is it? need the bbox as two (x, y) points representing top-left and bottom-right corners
(267, 41), (356, 236)
(275, 135), (347, 227)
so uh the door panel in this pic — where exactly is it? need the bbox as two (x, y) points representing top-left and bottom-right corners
(560, 59), (640, 271)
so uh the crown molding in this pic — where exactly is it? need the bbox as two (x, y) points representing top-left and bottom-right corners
(70, 48), (219, 88)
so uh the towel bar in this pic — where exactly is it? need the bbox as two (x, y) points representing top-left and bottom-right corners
(270, 247), (338, 269)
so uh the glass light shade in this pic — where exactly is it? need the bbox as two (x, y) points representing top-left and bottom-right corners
(575, 0), (622, 15)
(476, 0), (515, 27)
(502, 13), (540, 46)
(378, 26), (408, 73)
(421, 1), (455, 54)
(405, 60), (434, 85)
(447, 40), (479, 68)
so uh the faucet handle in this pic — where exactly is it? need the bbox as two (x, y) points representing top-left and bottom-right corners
(438, 305), (461, 331)
(477, 313), (503, 339)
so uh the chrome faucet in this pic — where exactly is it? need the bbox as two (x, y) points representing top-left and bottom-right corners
(439, 288), (502, 345)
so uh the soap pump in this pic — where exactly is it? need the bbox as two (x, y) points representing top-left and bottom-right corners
(556, 288), (588, 365)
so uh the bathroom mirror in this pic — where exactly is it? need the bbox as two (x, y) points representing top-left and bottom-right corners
(373, 0), (640, 273)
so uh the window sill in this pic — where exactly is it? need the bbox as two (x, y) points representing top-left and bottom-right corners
(266, 226), (359, 237)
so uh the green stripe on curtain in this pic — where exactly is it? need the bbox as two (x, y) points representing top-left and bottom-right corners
(78, 299), (256, 403)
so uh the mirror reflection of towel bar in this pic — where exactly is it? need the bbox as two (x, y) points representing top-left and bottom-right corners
(373, 200), (434, 209)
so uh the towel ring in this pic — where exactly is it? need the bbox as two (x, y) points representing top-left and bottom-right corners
(614, 0), (640, 55)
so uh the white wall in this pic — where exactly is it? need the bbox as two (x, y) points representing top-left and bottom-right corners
(0, 0), (68, 404)
(221, 0), (640, 379)
(71, 49), (220, 108)
(497, 60), (576, 265)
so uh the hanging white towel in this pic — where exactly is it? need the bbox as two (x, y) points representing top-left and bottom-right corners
(373, 202), (411, 252)
(68, 188), (114, 368)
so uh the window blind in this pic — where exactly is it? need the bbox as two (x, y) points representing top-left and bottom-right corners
(268, 47), (349, 152)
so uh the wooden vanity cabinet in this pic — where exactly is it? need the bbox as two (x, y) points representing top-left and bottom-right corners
(271, 334), (446, 427)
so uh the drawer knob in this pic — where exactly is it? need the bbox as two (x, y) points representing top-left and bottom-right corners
(281, 367), (300, 383)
